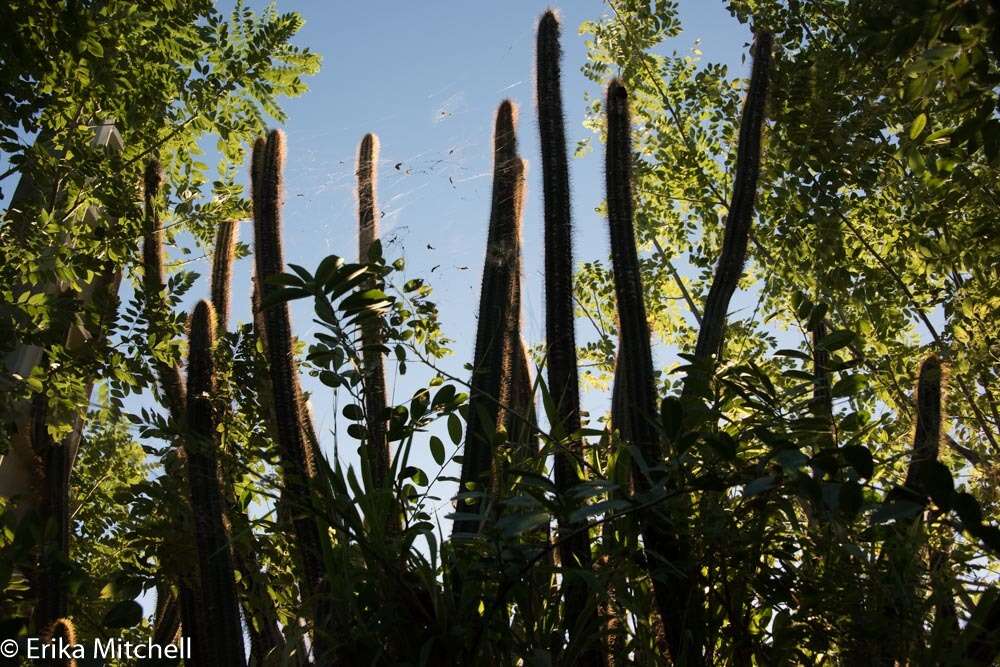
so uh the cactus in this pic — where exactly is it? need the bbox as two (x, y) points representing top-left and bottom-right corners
(536, 11), (603, 662)
(40, 617), (77, 667)
(142, 160), (206, 652)
(903, 355), (943, 497)
(501, 156), (537, 454)
(142, 160), (186, 418)
(875, 355), (950, 664)
(810, 318), (835, 451)
(686, 31), (772, 375)
(505, 334), (538, 453)
(605, 79), (704, 665)
(251, 130), (336, 658)
(454, 100), (523, 536)
(356, 133), (393, 498)
(184, 300), (245, 666)
(210, 219), (238, 330)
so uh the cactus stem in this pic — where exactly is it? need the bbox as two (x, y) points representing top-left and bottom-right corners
(184, 300), (245, 666)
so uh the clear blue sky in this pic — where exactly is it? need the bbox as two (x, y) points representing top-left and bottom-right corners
(207, 1), (754, 520)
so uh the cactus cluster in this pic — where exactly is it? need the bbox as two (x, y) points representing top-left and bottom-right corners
(142, 158), (290, 665)
(605, 30), (772, 665)
(250, 129), (338, 660)
(455, 100), (527, 536)
(95, 8), (993, 667)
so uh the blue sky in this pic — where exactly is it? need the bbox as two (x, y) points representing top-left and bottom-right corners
(208, 1), (755, 519)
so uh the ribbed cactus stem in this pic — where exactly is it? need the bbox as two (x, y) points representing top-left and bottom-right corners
(687, 31), (772, 371)
(251, 130), (333, 658)
(903, 355), (943, 496)
(210, 220), (237, 330)
(537, 12), (603, 663)
(356, 133), (392, 496)
(151, 584), (181, 647)
(184, 300), (245, 666)
(454, 100), (523, 537)
(142, 160), (186, 420)
(605, 79), (702, 665)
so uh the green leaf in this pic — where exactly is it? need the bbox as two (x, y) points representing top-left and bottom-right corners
(447, 413), (462, 444)
(909, 113), (927, 139)
(342, 404), (364, 421)
(660, 396), (683, 442)
(816, 330), (855, 352)
(839, 481), (864, 518)
(429, 436), (445, 466)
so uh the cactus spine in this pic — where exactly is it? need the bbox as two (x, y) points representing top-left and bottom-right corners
(251, 130), (335, 658)
(210, 219), (237, 330)
(184, 300), (245, 666)
(536, 12), (603, 662)
(356, 133), (393, 498)
(454, 100), (524, 536)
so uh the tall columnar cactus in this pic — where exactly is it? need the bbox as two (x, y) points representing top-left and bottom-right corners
(605, 79), (704, 665)
(184, 300), (246, 666)
(210, 219), (237, 330)
(876, 355), (955, 664)
(142, 160), (203, 651)
(208, 217), (287, 662)
(903, 355), (943, 497)
(250, 130), (335, 657)
(142, 160), (186, 418)
(685, 31), (772, 380)
(356, 133), (393, 498)
(909, 358), (959, 645)
(455, 100), (524, 537)
(536, 11), (602, 662)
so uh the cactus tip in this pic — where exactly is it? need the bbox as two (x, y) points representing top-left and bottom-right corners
(497, 99), (518, 126)
(267, 128), (287, 165)
(190, 300), (216, 345)
(360, 132), (379, 159)
(539, 8), (560, 33)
